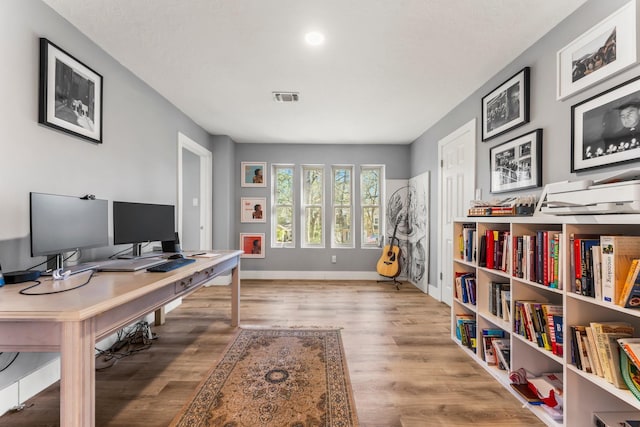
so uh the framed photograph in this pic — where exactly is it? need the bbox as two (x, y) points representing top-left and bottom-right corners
(240, 233), (265, 258)
(38, 38), (103, 144)
(241, 162), (267, 187)
(490, 129), (542, 194)
(557, 0), (638, 101)
(241, 197), (266, 223)
(572, 75), (640, 172)
(482, 67), (530, 141)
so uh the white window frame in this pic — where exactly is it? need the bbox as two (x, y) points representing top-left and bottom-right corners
(331, 165), (354, 249)
(271, 164), (295, 248)
(301, 164), (325, 248)
(360, 165), (385, 249)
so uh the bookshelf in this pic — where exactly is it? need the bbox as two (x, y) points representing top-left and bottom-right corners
(452, 215), (640, 426)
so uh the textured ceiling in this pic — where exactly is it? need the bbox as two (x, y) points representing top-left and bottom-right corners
(43, 0), (588, 144)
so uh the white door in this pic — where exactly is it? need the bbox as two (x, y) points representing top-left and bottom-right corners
(178, 132), (212, 251)
(433, 119), (476, 305)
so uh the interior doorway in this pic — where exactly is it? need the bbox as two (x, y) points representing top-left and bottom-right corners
(434, 119), (476, 305)
(177, 132), (212, 251)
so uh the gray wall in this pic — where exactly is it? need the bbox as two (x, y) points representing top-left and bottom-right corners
(410, 0), (639, 292)
(235, 143), (411, 271)
(0, 0), (222, 274)
(181, 149), (200, 250)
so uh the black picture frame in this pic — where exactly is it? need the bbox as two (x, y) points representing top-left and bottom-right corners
(482, 67), (530, 142)
(38, 38), (103, 144)
(490, 129), (542, 194)
(571, 74), (640, 172)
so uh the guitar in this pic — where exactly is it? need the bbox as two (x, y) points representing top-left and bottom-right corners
(376, 219), (401, 278)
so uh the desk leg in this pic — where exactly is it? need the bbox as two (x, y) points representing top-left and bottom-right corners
(231, 263), (240, 327)
(60, 319), (95, 427)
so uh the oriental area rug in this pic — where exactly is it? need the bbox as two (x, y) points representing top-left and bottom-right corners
(170, 328), (359, 427)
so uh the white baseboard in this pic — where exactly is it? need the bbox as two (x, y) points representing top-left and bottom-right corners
(240, 270), (392, 281)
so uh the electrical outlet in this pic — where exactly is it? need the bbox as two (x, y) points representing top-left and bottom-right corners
(331, 255), (337, 264)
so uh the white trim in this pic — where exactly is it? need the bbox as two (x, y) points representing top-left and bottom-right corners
(240, 270), (412, 281)
(178, 132), (213, 250)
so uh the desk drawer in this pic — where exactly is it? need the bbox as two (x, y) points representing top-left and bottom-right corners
(173, 257), (237, 294)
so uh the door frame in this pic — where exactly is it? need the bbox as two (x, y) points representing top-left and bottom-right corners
(177, 132), (213, 250)
(433, 118), (476, 303)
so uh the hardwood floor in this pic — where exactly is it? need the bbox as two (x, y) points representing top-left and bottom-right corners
(0, 280), (544, 427)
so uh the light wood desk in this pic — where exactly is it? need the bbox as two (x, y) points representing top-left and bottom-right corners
(0, 250), (242, 427)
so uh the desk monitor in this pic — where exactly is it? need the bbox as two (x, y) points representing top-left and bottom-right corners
(113, 201), (175, 258)
(30, 192), (109, 270)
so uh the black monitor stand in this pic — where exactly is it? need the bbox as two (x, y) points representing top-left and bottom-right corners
(118, 243), (160, 260)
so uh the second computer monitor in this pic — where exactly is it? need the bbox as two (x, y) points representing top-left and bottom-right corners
(113, 201), (176, 257)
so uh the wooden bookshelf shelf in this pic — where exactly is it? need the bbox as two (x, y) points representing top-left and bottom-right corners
(452, 215), (640, 426)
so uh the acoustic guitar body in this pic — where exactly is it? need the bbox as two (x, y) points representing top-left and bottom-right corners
(376, 244), (401, 278)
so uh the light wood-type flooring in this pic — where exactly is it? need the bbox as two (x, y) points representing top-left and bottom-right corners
(0, 280), (544, 427)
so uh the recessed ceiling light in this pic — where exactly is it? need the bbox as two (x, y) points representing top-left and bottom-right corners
(305, 31), (325, 46)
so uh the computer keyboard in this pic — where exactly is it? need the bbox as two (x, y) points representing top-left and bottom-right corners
(146, 257), (196, 272)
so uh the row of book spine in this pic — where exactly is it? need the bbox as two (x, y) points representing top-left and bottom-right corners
(513, 301), (563, 356)
(475, 229), (563, 289)
(571, 234), (640, 307)
(455, 314), (476, 350)
(454, 272), (476, 305)
(570, 322), (634, 389)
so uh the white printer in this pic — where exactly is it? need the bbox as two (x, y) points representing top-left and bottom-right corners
(539, 170), (640, 215)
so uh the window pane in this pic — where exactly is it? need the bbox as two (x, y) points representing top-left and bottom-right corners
(303, 168), (323, 205)
(334, 207), (351, 245)
(362, 206), (380, 245)
(360, 166), (383, 249)
(275, 206), (293, 243)
(305, 207), (323, 244)
(275, 167), (293, 205)
(272, 165), (294, 248)
(334, 169), (351, 205)
(361, 169), (380, 205)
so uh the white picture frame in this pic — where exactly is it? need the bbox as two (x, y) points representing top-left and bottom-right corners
(556, 0), (638, 101)
(241, 197), (266, 223)
(240, 233), (265, 258)
(240, 162), (267, 187)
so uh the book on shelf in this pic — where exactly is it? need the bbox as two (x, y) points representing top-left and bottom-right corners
(618, 337), (640, 371)
(542, 304), (563, 356)
(510, 383), (542, 404)
(619, 259), (640, 308)
(573, 325), (593, 374)
(454, 313), (473, 341)
(501, 289), (511, 322)
(585, 326), (604, 378)
(459, 223), (476, 262)
(600, 235), (640, 304)
(580, 238), (600, 297)
(481, 328), (505, 365)
(478, 234), (487, 267)
(492, 338), (510, 371)
(568, 233), (600, 296)
(454, 272), (476, 305)
(590, 321), (634, 388)
(488, 282), (509, 319)
(619, 350), (640, 401)
(594, 412), (640, 427)
(553, 313), (564, 357)
(593, 245), (603, 300)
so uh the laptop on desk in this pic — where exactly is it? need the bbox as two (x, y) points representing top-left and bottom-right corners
(98, 257), (166, 272)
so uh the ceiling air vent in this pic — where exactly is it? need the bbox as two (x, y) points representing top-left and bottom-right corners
(273, 92), (300, 102)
